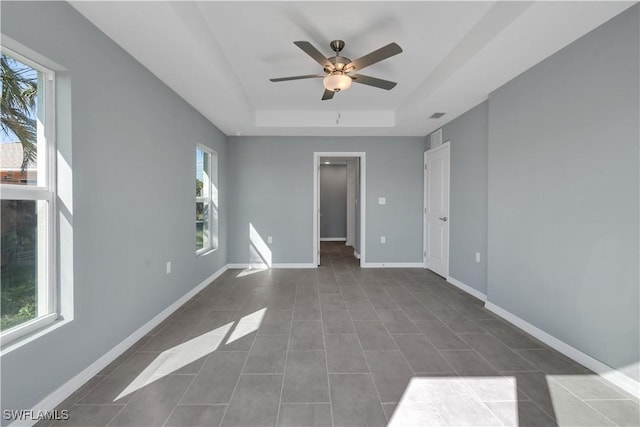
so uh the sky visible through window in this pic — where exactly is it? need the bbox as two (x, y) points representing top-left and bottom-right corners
(196, 148), (204, 181)
(1, 54), (38, 144)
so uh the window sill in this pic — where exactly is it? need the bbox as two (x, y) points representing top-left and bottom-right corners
(196, 247), (218, 258)
(0, 314), (69, 356)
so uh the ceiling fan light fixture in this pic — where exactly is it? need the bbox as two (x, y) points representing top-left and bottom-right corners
(323, 72), (352, 92)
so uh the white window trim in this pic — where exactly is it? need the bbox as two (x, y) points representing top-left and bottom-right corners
(0, 46), (57, 345)
(196, 145), (217, 256)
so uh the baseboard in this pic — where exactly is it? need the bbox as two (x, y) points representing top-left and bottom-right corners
(485, 301), (640, 398)
(362, 262), (424, 268)
(10, 265), (229, 427)
(320, 237), (346, 242)
(353, 250), (361, 259)
(227, 263), (316, 269)
(446, 276), (487, 302)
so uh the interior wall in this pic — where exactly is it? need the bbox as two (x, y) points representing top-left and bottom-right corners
(435, 101), (489, 294)
(1, 1), (228, 415)
(346, 159), (356, 247)
(227, 136), (425, 264)
(320, 164), (347, 239)
(487, 5), (639, 381)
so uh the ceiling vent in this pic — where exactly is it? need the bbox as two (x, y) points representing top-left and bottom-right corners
(430, 129), (443, 148)
(430, 112), (446, 119)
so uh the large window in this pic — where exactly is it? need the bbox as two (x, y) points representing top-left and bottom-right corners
(0, 47), (56, 343)
(196, 146), (217, 255)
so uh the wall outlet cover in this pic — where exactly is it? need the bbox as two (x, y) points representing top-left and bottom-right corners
(378, 197), (386, 205)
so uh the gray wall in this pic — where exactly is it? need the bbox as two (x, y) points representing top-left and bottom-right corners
(1, 1), (228, 415)
(320, 165), (347, 239)
(227, 137), (425, 264)
(488, 5), (639, 381)
(439, 102), (489, 294)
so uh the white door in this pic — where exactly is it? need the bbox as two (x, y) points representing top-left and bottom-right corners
(424, 144), (450, 277)
(317, 159), (321, 266)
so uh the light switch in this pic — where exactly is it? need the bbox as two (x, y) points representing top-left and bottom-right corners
(380, 236), (386, 244)
(268, 236), (273, 244)
(378, 197), (386, 205)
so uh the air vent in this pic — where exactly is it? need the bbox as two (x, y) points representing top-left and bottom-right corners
(430, 129), (443, 148)
(430, 112), (446, 119)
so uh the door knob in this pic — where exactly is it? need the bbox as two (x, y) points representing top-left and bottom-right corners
(439, 216), (447, 222)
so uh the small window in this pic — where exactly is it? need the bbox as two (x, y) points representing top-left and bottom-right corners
(1, 47), (57, 343)
(196, 146), (217, 255)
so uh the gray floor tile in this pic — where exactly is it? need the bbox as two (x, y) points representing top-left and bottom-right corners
(459, 334), (537, 372)
(329, 374), (387, 427)
(190, 311), (238, 337)
(221, 374), (283, 427)
(364, 350), (413, 403)
(475, 319), (545, 349)
(411, 293), (453, 310)
(289, 321), (324, 351)
(392, 334), (455, 374)
(325, 334), (369, 373)
(551, 374), (630, 400)
(140, 322), (199, 352)
(165, 404), (227, 426)
(282, 351), (330, 403)
(485, 401), (556, 427)
(319, 293), (347, 311)
(586, 399), (640, 427)
(48, 404), (123, 427)
(293, 300), (321, 321)
(435, 398), (502, 426)
(55, 375), (106, 410)
(181, 352), (247, 404)
(439, 350), (500, 376)
(414, 320), (471, 350)
(277, 403), (332, 427)
(546, 379), (616, 426)
(386, 402), (445, 426)
(397, 301), (437, 320)
(243, 334), (289, 374)
(433, 310), (484, 333)
(376, 310), (419, 333)
(109, 374), (193, 426)
(346, 301), (379, 321)
(353, 321), (398, 350)
(382, 403), (397, 420)
(295, 285), (319, 302)
(368, 293), (400, 310)
(515, 348), (587, 374)
(257, 310), (292, 334)
(340, 286), (367, 301)
(322, 310), (355, 334)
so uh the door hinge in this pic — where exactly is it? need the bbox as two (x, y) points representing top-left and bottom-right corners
(424, 164), (427, 170)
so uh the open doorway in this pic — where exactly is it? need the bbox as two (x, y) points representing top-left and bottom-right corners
(313, 152), (366, 267)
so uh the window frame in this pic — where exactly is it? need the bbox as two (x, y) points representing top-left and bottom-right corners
(195, 144), (217, 256)
(0, 46), (57, 345)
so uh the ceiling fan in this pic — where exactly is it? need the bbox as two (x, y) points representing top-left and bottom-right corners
(270, 40), (403, 100)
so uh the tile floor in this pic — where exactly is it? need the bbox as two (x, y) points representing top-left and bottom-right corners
(38, 242), (639, 426)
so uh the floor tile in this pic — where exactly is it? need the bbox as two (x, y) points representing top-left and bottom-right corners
(282, 351), (330, 403)
(181, 352), (247, 404)
(433, 310), (484, 333)
(546, 379), (616, 426)
(414, 320), (470, 350)
(322, 310), (355, 334)
(353, 321), (398, 350)
(376, 310), (419, 333)
(397, 301), (437, 320)
(435, 398), (502, 426)
(485, 401), (556, 427)
(324, 334), (368, 373)
(585, 399), (640, 426)
(257, 310), (292, 334)
(289, 321), (324, 351)
(392, 334), (455, 374)
(109, 374), (193, 426)
(329, 374), (387, 427)
(459, 334), (537, 372)
(48, 404), (123, 427)
(551, 374), (629, 400)
(439, 350), (500, 376)
(515, 348), (587, 374)
(475, 319), (545, 349)
(386, 402), (445, 427)
(243, 334), (289, 374)
(293, 300), (321, 321)
(165, 404), (227, 426)
(221, 374), (283, 426)
(277, 403), (332, 427)
(319, 293), (347, 311)
(346, 300), (379, 321)
(364, 350), (414, 403)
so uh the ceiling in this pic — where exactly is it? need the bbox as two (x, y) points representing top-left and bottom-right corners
(70, 1), (633, 137)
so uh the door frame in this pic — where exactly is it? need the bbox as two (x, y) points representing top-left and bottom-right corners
(423, 142), (450, 276)
(313, 152), (366, 267)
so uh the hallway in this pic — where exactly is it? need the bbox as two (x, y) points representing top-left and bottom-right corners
(40, 245), (638, 426)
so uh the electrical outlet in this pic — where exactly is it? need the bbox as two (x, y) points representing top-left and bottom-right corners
(166, 261), (172, 274)
(378, 197), (386, 205)
(380, 236), (386, 244)
(268, 236), (273, 244)
(475, 252), (480, 263)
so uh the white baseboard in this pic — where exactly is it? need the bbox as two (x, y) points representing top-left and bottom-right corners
(227, 263), (315, 269)
(446, 276), (487, 301)
(362, 262), (424, 268)
(10, 265), (229, 427)
(353, 250), (361, 259)
(320, 237), (346, 242)
(485, 301), (640, 399)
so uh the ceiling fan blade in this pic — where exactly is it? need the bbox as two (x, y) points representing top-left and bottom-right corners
(346, 42), (403, 72)
(270, 74), (324, 82)
(294, 41), (333, 69)
(321, 89), (335, 101)
(350, 74), (397, 90)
